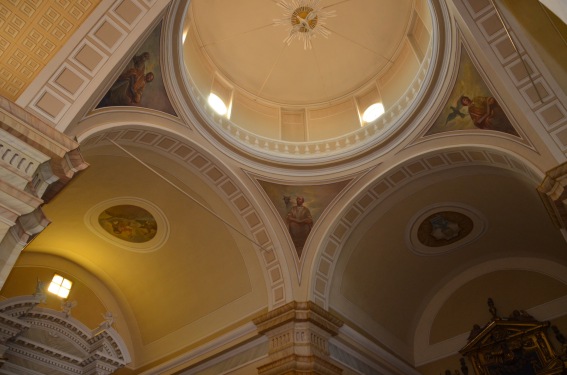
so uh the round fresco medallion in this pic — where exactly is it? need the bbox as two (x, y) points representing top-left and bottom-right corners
(406, 203), (486, 256)
(98, 205), (157, 243)
(85, 197), (169, 252)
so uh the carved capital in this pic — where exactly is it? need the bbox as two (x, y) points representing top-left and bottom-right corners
(0, 98), (87, 288)
(537, 162), (567, 229)
(254, 301), (343, 336)
(254, 301), (343, 375)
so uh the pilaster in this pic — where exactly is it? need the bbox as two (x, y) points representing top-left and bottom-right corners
(0, 96), (88, 288)
(254, 301), (343, 375)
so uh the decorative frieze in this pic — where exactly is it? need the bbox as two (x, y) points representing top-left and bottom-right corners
(0, 294), (130, 374)
(254, 301), (343, 375)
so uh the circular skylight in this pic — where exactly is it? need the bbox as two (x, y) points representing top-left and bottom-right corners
(179, 0), (437, 159)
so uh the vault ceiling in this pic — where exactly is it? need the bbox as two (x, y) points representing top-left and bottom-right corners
(1, 0), (567, 374)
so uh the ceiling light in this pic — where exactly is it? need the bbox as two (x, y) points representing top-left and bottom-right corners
(48, 274), (73, 299)
(274, 0), (336, 49)
(208, 93), (227, 116)
(362, 103), (385, 123)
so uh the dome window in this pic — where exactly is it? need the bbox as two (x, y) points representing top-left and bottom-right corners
(208, 93), (228, 116)
(362, 102), (385, 123)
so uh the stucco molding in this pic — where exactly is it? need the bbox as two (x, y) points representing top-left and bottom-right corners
(309, 146), (542, 309)
(413, 257), (567, 366)
(79, 123), (292, 309)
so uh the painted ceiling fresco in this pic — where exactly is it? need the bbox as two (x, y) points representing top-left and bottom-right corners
(258, 179), (350, 258)
(427, 47), (519, 137)
(96, 21), (177, 116)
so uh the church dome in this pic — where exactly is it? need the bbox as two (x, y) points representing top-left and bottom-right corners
(179, 0), (439, 163)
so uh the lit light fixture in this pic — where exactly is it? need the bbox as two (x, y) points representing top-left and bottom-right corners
(48, 274), (73, 299)
(208, 93), (228, 115)
(274, 0), (335, 49)
(362, 102), (385, 123)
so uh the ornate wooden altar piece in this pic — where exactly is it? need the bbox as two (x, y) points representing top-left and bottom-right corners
(459, 299), (566, 375)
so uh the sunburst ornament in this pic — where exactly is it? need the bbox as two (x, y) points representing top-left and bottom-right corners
(274, 0), (336, 49)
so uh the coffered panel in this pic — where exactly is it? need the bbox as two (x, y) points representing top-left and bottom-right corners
(0, 0), (102, 101)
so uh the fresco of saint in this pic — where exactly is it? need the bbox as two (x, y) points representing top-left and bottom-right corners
(286, 196), (313, 257)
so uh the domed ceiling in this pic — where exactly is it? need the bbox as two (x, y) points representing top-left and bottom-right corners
(4, 0), (567, 373)
(182, 0), (434, 146)
(188, 0), (412, 105)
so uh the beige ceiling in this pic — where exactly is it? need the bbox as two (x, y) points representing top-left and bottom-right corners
(2, 0), (567, 373)
(189, 0), (413, 105)
(430, 270), (567, 343)
(182, 0), (432, 144)
(20, 145), (267, 364)
(0, 0), (101, 100)
(333, 169), (567, 349)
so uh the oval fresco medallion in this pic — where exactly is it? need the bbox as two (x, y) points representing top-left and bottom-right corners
(85, 197), (169, 252)
(417, 211), (474, 247)
(406, 203), (487, 256)
(98, 205), (157, 243)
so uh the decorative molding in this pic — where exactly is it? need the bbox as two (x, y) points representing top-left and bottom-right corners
(0, 294), (130, 375)
(187, 340), (267, 374)
(16, 0), (170, 131)
(331, 324), (422, 375)
(146, 325), (267, 375)
(406, 202), (487, 256)
(537, 161), (567, 229)
(455, 0), (567, 156)
(254, 301), (344, 375)
(310, 147), (540, 308)
(0, 97), (87, 289)
(81, 127), (290, 308)
(84, 196), (170, 253)
(0, 0), (102, 101)
(413, 257), (567, 366)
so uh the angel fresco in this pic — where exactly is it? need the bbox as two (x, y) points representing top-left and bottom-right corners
(427, 48), (519, 137)
(443, 95), (518, 135)
(94, 22), (177, 116)
(98, 52), (154, 107)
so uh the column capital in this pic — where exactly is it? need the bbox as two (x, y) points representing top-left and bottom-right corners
(254, 301), (343, 375)
(0, 97), (87, 288)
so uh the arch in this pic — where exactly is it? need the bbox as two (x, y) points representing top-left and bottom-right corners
(308, 145), (545, 308)
(10, 252), (138, 365)
(75, 111), (292, 310)
(413, 257), (567, 365)
(0, 293), (130, 374)
(161, 0), (456, 167)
